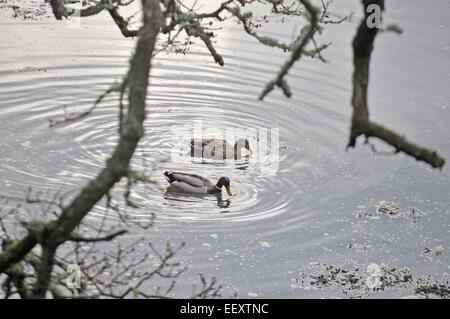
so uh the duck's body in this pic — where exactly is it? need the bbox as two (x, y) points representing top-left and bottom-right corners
(164, 171), (232, 196)
(190, 138), (250, 160)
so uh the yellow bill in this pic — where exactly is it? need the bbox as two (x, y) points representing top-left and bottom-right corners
(226, 186), (232, 196)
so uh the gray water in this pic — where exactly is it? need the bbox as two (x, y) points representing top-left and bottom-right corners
(0, 1), (449, 298)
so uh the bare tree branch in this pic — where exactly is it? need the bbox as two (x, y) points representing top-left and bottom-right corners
(259, 0), (320, 100)
(0, 0), (163, 298)
(49, 83), (121, 127)
(347, 0), (445, 168)
(0, 234), (38, 274)
(49, 0), (69, 20)
(68, 230), (128, 243)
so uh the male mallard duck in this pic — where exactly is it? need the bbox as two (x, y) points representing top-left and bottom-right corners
(164, 171), (232, 196)
(190, 138), (250, 160)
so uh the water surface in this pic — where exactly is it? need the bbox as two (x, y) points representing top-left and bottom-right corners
(0, 1), (449, 297)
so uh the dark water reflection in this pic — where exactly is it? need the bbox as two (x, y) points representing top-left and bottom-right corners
(0, 1), (449, 297)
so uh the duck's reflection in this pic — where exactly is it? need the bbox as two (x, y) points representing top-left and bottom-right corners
(215, 193), (231, 208)
(163, 189), (232, 208)
(191, 159), (249, 171)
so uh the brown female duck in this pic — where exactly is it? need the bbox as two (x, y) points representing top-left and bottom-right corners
(189, 138), (250, 160)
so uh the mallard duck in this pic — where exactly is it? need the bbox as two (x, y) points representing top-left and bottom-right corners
(164, 171), (232, 196)
(190, 138), (250, 160)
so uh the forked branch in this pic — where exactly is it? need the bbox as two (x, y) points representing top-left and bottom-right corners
(347, 0), (445, 168)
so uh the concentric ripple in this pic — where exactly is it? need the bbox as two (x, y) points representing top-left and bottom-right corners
(0, 13), (410, 228)
(1, 1), (449, 298)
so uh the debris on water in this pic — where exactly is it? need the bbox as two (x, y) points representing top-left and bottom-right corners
(0, 0), (52, 20)
(424, 245), (444, 259)
(376, 201), (400, 216)
(415, 284), (450, 298)
(415, 276), (450, 298)
(291, 262), (448, 298)
(352, 201), (433, 223)
(259, 241), (271, 248)
(347, 242), (371, 253)
(17, 66), (48, 73)
(351, 208), (379, 219)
